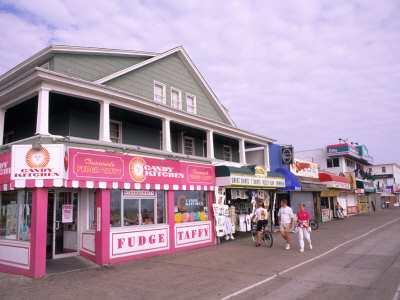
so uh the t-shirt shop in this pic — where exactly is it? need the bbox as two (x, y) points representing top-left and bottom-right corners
(214, 165), (285, 241)
(0, 145), (216, 278)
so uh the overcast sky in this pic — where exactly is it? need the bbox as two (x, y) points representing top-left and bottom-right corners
(0, 0), (399, 164)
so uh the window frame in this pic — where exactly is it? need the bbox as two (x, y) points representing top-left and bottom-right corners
(110, 120), (122, 144)
(382, 167), (386, 173)
(223, 145), (232, 162)
(186, 93), (197, 114)
(154, 81), (167, 104)
(184, 136), (195, 156)
(327, 157), (339, 168)
(170, 87), (182, 109)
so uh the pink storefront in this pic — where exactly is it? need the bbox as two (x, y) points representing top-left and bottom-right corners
(0, 144), (215, 277)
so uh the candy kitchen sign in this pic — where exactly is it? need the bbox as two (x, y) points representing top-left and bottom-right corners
(290, 158), (319, 178)
(11, 144), (67, 180)
(69, 148), (215, 186)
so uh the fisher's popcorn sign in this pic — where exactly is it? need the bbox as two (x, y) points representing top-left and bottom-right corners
(290, 158), (319, 178)
(11, 144), (68, 180)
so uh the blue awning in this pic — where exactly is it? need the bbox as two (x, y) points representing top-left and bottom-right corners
(275, 168), (301, 191)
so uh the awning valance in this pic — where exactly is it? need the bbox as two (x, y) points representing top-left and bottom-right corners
(298, 176), (327, 192)
(215, 165), (285, 189)
(275, 168), (301, 191)
(319, 172), (351, 190)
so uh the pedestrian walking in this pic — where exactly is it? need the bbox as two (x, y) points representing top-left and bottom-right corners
(278, 199), (294, 250)
(336, 202), (344, 220)
(297, 203), (312, 252)
(251, 202), (268, 247)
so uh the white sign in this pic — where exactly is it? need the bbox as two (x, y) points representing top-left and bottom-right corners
(325, 181), (351, 190)
(11, 144), (68, 180)
(111, 227), (169, 258)
(96, 207), (101, 231)
(290, 158), (319, 178)
(230, 175), (285, 188)
(62, 204), (73, 223)
(175, 222), (212, 248)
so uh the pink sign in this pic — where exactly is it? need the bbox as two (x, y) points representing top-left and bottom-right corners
(0, 152), (11, 184)
(62, 204), (73, 223)
(69, 148), (215, 186)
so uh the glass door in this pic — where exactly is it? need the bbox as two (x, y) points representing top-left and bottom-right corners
(53, 191), (79, 259)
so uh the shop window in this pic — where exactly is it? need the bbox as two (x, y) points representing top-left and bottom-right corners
(320, 197), (329, 209)
(186, 94), (196, 114)
(0, 190), (32, 241)
(223, 145), (232, 162)
(327, 157), (339, 168)
(174, 191), (209, 223)
(346, 159), (354, 168)
(110, 190), (122, 227)
(89, 191), (96, 230)
(110, 120), (122, 144)
(154, 81), (166, 104)
(184, 137), (194, 155)
(382, 167), (386, 173)
(110, 190), (166, 227)
(171, 88), (182, 109)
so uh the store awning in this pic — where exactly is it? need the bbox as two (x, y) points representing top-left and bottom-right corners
(319, 172), (351, 190)
(356, 180), (375, 193)
(215, 165), (285, 189)
(297, 176), (327, 192)
(275, 168), (301, 191)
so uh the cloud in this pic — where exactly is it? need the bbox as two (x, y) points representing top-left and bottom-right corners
(0, 0), (399, 164)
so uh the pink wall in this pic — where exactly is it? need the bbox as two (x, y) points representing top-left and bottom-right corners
(95, 189), (110, 265)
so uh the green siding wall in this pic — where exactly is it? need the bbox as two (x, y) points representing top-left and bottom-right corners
(194, 138), (204, 157)
(214, 142), (239, 163)
(4, 97), (37, 143)
(105, 54), (227, 124)
(123, 123), (160, 149)
(69, 110), (99, 139)
(52, 54), (148, 82)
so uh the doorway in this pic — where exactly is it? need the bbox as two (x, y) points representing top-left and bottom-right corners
(46, 191), (79, 259)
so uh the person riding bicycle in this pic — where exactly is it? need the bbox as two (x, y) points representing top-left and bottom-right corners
(251, 202), (268, 247)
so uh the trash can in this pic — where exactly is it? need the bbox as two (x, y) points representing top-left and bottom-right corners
(386, 203), (391, 208)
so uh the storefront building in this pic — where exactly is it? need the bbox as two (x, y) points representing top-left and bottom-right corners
(319, 172), (351, 221)
(0, 144), (216, 277)
(0, 45), (276, 277)
(215, 165), (285, 236)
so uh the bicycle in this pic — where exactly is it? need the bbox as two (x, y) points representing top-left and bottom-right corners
(251, 222), (273, 248)
(309, 219), (318, 230)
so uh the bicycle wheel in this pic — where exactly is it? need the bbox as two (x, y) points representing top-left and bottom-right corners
(310, 220), (318, 230)
(251, 230), (257, 244)
(262, 231), (273, 248)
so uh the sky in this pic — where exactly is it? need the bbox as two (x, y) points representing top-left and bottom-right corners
(0, 0), (399, 164)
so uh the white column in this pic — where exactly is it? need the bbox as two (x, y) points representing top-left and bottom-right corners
(99, 101), (111, 142)
(0, 109), (5, 145)
(206, 130), (214, 159)
(264, 144), (270, 171)
(35, 88), (50, 135)
(239, 138), (246, 165)
(162, 118), (172, 152)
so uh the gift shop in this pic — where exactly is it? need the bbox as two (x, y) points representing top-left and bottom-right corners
(214, 165), (285, 241)
(0, 144), (215, 278)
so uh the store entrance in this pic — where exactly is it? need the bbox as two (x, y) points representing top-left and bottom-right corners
(46, 191), (79, 259)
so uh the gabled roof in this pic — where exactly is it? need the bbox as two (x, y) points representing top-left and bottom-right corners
(0, 45), (157, 86)
(95, 46), (235, 126)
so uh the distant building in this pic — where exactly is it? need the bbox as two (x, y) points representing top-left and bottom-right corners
(369, 163), (400, 207)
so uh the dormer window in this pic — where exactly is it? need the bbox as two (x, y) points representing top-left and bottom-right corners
(154, 81), (166, 104)
(171, 88), (182, 109)
(186, 94), (196, 114)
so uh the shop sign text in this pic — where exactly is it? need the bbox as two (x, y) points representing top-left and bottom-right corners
(230, 175), (285, 188)
(290, 158), (319, 178)
(111, 228), (169, 257)
(175, 223), (212, 248)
